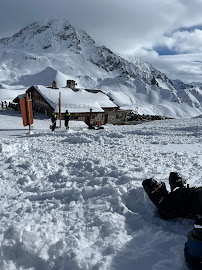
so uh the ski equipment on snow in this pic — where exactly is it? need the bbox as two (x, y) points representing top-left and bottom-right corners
(169, 172), (186, 191)
(184, 218), (202, 270)
(142, 178), (168, 206)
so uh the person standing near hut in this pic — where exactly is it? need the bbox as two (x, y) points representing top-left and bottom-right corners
(51, 111), (57, 132)
(64, 110), (71, 129)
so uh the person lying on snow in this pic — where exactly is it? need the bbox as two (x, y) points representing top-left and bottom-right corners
(142, 172), (202, 219)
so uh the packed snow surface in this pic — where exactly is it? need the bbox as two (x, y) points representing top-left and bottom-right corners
(1, 110), (202, 270)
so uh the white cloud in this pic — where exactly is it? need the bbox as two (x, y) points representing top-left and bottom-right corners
(134, 51), (202, 83)
(155, 29), (202, 54)
(130, 27), (202, 83)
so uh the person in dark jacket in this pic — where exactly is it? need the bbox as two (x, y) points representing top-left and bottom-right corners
(64, 110), (71, 129)
(51, 112), (57, 132)
(142, 172), (202, 219)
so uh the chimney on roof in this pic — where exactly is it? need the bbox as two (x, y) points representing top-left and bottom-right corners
(52, 80), (57, 89)
(66, 80), (77, 91)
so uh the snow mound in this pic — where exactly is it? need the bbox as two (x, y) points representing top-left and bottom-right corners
(15, 67), (68, 87)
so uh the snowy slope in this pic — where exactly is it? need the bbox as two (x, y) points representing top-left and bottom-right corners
(0, 17), (202, 118)
(0, 85), (26, 103)
(171, 79), (193, 90)
(14, 67), (69, 88)
(1, 111), (202, 269)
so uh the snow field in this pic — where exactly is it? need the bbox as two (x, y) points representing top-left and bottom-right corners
(0, 112), (202, 269)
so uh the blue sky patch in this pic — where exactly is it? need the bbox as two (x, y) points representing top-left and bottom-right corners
(153, 46), (179, 56)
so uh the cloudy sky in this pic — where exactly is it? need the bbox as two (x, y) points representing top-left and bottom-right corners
(1, 0), (202, 83)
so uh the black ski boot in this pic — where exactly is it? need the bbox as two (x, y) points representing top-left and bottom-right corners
(142, 178), (168, 206)
(169, 172), (186, 191)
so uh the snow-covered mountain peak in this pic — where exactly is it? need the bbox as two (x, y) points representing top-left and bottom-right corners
(0, 17), (95, 53)
(0, 17), (163, 82)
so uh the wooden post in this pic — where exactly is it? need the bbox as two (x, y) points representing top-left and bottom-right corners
(59, 92), (61, 127)
(26, 93), (31, 132)
(89, 108), (92, 128)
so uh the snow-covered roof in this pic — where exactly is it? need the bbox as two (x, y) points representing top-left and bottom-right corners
(32, 85), (118, 113)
